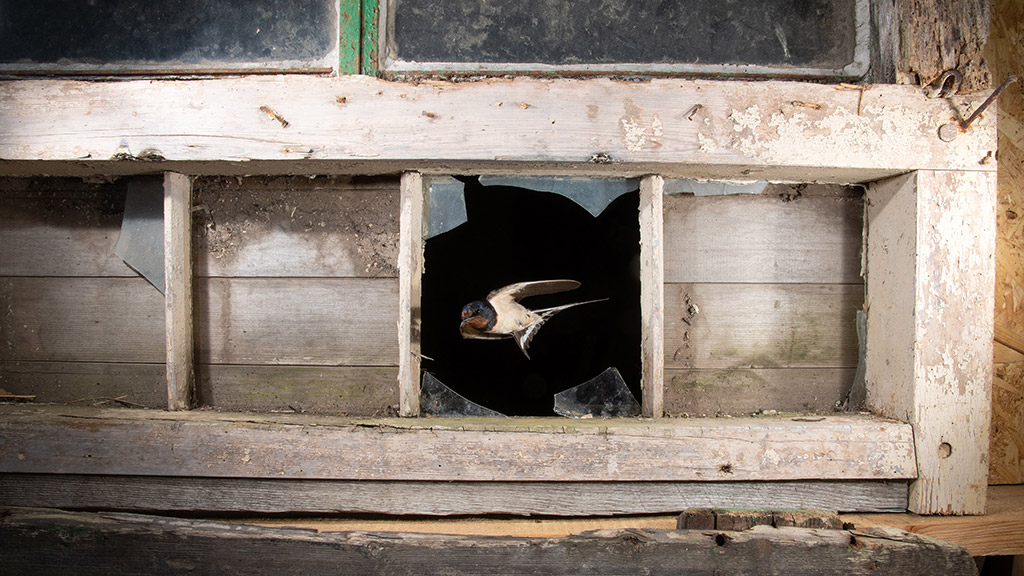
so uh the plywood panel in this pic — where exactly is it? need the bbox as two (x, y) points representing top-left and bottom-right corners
(665, 368), (855, 416)
(193, 176), (400, 278)
(198, 364), (399, 416)
(0, 181), (133, 277)
(0, 362), (165, 407)
(194, 277), (399, 366)
(0, 277), (165, 363)
(664, 192), (863, 284)
(664, 283), (861, 370)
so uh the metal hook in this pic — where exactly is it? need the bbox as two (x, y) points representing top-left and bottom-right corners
(925, 70), (962, 99)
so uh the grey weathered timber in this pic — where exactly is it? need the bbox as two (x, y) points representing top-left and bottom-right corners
(164, 172), (193, 410)
(0, 406), (916, 482)
(0, 77), (999, 181)
(397, 172), (424, 416)
(0, 277), (166, 363)
(664, 368), (856, 415)
(196, 365), (399, 416)
(193, 277), (400, 366)
(0, 475), (909, 515)
(192, 175), (400, 279)
(664, 283), (862, 370)
(663, 192), (864, 284)
(0, 362), (166, 408)
(639, 175), (664, 418)
(0, 507), (978, 576)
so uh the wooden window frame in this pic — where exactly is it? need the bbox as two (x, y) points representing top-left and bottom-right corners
(0, 76), (997, 515)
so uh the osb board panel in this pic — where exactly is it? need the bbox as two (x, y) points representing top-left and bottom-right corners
(663, 190), (864, 284)
(193, 176), (400, 278)
(0, 179), (133, 277)
(194, 277), (400, 367)
(0, 407), (916, 482)
(197, 364), (399, 416)
(0, 277), (165, 364)
(990, 360), (1024, 484)
(897, 0), (991, 91)
(987, 0), (1024, 489)
(0, 474), (908, 515)
(664, 283), (861, 370)
(0, 362), (165, 408)
(664, 368), (855, 416)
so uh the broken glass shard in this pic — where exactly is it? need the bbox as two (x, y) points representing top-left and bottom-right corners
(421, 372), (506, 417)
(478, 176), (638, 217)
(664, 179), (768, 196)
(553, 367), (640, 418)
(115, 176), (165, 294)
(426, 177), (469, 239)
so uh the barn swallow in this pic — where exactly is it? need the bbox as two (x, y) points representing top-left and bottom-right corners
(460, 280), (606, 359)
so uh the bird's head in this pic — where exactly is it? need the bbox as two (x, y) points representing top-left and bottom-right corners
(460, 300), (497, 332)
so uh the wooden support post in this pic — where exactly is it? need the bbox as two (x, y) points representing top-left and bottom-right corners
(640, 175), (665, 418)
(866, 170), (997, 515)
(398, 172), (425, 417)
(163, 172), (194, 411)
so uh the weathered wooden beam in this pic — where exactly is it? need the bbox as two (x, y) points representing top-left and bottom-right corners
(639, 175), (664, 418)
(164, 172), (194, 411)
(398, 172), (425, 416)
(0, 77), (998, 181)
(0, 474), (908, 515)
(0, 507), (978, 576)
(866, 170), (997, 515)
(0, 406), (916, 482)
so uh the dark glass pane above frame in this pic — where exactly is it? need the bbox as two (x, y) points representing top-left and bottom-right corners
(0, 0), (338, 73)
(387, 0), (867, 78)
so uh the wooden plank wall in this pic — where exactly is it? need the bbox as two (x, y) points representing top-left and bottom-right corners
(662, 184), (863, 415)
(191, 176), (400, 415)
(0, 177), (167, 407)
(0, 176), (401, 416)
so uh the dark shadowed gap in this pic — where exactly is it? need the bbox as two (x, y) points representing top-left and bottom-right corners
(421, 177), (641, 416)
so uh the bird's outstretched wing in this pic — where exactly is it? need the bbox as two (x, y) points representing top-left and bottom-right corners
(488, 279), (580, 302)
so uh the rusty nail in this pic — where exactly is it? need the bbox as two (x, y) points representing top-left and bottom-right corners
(959, 73), (1018, 130)
(686, 103), (703, 121)
(791, 100), (823, 110)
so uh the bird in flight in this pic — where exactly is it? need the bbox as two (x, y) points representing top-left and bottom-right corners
(459, 280), (606, 359)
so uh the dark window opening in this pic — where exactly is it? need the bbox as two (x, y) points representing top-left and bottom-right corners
(421, 178), (641, 417)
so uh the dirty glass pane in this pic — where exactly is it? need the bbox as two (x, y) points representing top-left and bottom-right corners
(391, 0), (864, 76)
(0, 0), (337, 72)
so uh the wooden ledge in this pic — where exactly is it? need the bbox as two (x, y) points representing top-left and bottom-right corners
(0, 405), (915, 482)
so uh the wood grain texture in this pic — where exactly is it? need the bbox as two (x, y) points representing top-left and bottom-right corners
(398, 172), (424, 416)
(0, 474), (908, 515)
(663, 192), (864, 284)
(0, 407), (916, 482)
(0, 180), (133, 277)
(0, 362), (166, 408)
(987, 0), (1024, 487)
(866, 171), (997, 515)
(164, 172), (194, 410)
(196, 364), (399, 416)
(896, 0), (991, 91)
(0, 508), (977, 576)
(844, 484), (1024, 557)
(639, 175), (664, 418)
(664, 283), (862, 370)
(0, 277), (165, 363)
(192, 175), (400, 278)
(193, 277), (399, 367)
(665, 368), (855, 416)
(0, 76), (999, 181)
